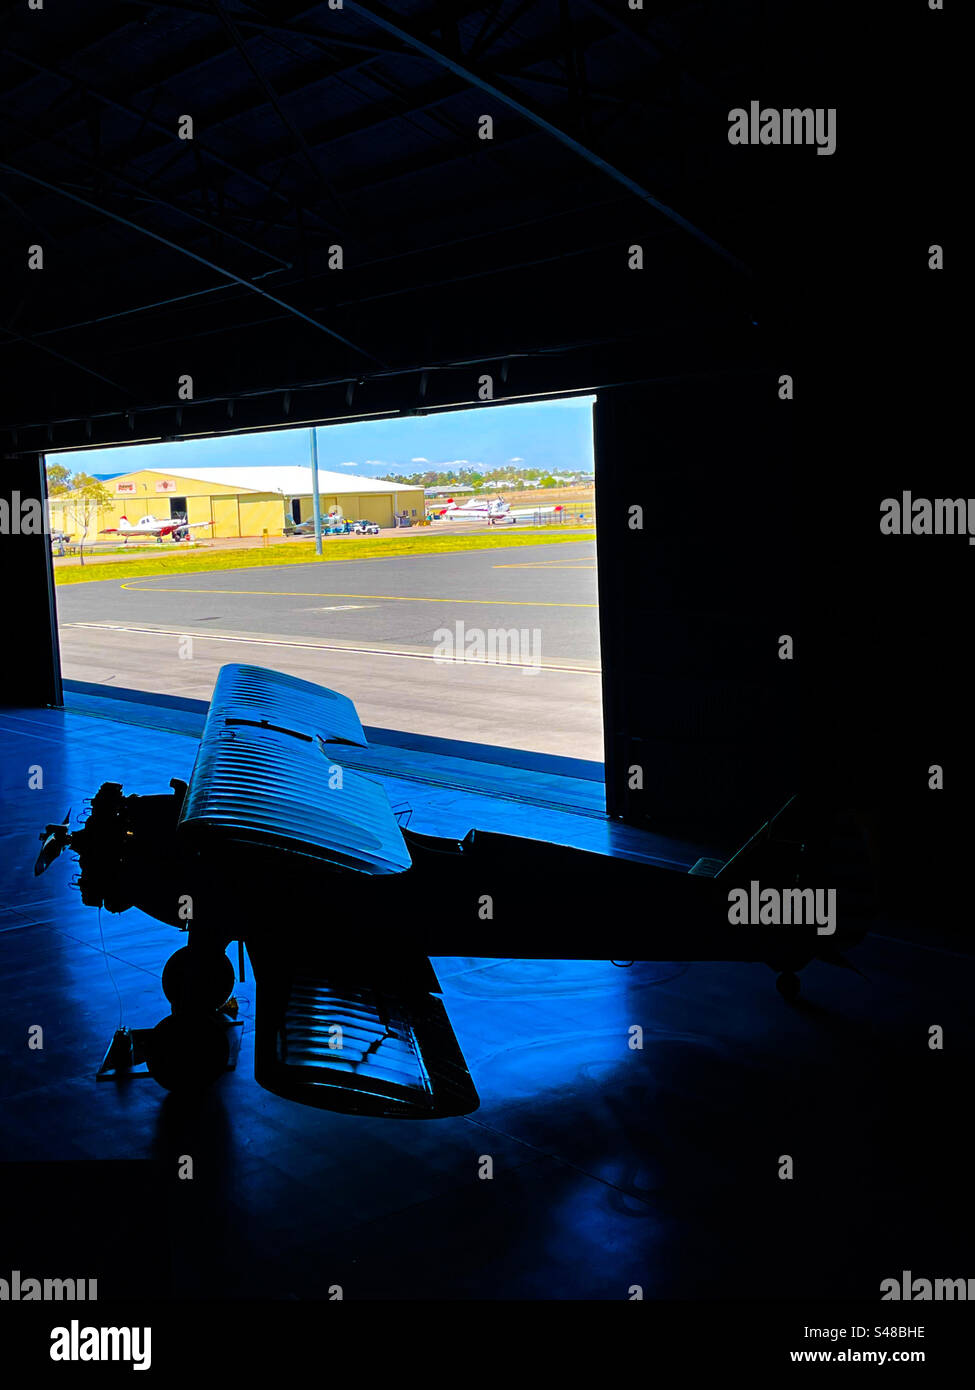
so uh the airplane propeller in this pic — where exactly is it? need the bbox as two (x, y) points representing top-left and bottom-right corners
(34, 809), (72, 876)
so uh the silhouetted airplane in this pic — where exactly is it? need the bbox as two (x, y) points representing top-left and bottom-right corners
(35, 666), (871, 1118)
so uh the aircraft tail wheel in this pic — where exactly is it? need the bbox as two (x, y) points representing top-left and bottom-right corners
(776, 971), (801, 1002)
(145, 1014), (231, 1092)
(162, 946), (235, 1012)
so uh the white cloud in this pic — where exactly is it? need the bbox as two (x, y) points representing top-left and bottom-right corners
(364, 460), (388, 466)
(508, 456), (525, 463)
(411, 457), (429, 463)
(338, 461), (358, 467)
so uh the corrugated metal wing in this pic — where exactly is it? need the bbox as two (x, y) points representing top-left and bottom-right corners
(179, 665), (410, 875)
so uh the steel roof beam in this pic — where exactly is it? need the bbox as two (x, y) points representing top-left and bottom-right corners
(210, 0), (352, 229)
(3, 49), (343, 237)
(0, 106), (293, 269)
(0, 161), (386, 365)
(0, 325), (136, 397)
(114, 0), (406, 53)
(348, 0), (749, 274)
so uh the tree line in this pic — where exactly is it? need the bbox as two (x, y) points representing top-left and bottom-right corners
(379, 466), (591, 488)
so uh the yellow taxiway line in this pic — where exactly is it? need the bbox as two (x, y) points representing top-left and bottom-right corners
(120, 582), (595, 608)
(493, 560), (597, 570)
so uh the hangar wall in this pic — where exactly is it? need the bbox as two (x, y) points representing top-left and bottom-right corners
(289, 492), (421, 529)
(47, 466), (424, 537)
(595, 375), (798, 844)
(232, 496), (280, 538)
(332, 494), (393, 528)
(0, 453), (61, 707)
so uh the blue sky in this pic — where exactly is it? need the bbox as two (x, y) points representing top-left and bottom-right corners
(57, 396), (596, 479)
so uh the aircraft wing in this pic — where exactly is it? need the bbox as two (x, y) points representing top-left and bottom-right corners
(245, 939), (479, 1117)
(177, 663), (472, 1114)
(178, 663), (412, 875)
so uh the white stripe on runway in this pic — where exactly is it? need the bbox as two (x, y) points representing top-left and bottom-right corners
(62, 622), (601, 675)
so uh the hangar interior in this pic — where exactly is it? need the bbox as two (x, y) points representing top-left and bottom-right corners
(1, 2), (968, 1307)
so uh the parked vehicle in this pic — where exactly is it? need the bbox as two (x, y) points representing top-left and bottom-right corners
(351, 519), (380, 536)
(284, 515), (353, 537)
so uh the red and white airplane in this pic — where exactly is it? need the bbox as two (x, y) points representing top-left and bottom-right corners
(100, 514), (213, 542)
(437, 496), (513, 523)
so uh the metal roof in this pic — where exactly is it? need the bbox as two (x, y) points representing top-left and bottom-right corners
(0, 1), (826, 456)
(122, 464), (414, 494)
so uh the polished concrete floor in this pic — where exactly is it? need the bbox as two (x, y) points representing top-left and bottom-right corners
(1, 702), (972, 1300)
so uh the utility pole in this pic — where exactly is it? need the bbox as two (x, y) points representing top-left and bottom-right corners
(309, 425), (323, 556)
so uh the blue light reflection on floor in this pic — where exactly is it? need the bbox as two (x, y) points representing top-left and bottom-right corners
(7, 705), (971, 1298)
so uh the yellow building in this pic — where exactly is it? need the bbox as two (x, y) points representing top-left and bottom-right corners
(49, 464), (424, 539)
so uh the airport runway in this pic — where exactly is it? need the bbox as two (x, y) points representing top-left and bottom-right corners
(56, 540), (603, 759)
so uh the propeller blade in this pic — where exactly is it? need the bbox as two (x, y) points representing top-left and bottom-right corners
(33, 814), (72, 875)
(34, 835), (63, 876)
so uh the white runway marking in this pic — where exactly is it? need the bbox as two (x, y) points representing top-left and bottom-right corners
(62, 622), (600, 674)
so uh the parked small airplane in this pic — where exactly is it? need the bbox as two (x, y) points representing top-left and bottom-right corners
(34, 665), (873, 1120)
(436, 496), (566, 525)
(436, 495), (513, 522)
(100, 513), (213, 542)
(284, 510), (351, 536)
(508, 503), (563, 523)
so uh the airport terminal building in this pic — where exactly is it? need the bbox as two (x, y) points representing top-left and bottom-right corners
(49, 464), (424, 538)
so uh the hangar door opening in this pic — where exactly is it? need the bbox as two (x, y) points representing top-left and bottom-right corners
(48, 396), (601, 766)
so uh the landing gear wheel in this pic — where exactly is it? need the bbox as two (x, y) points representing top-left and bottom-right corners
(776, 971), (801, 1002)
(145, 1014), (231, 1092)
(162, 946), (235, 1012)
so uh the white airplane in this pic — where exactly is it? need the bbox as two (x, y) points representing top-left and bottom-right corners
(100, 514), (213, 542)
(436, 495), (513, 523)
(508, 503), (564, 523)
(437, 495), (573, 527)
